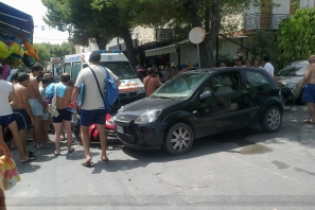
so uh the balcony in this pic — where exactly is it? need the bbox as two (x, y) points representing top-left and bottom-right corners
(244, 13), (290, 30)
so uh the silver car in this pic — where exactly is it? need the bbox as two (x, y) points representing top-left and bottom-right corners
(275, 60), (308, 104)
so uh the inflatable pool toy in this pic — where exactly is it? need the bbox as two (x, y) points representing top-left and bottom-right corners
(22, 53), (36, 67)
(0, 40), (23, 59)
(23, 39), (39, 61)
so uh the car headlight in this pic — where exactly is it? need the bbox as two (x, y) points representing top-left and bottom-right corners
(285, 84), (297, 89)
(134, 109), (162, 124)
(137, 87), (145, 94)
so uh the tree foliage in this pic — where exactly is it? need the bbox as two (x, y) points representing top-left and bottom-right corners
(278, 8), (315, 66)
(43, 0), (272, 68)
(42, 0), (117, 50)
(245, 30), (277, 61)
(112, 0), (269, 67)
(33, 42), (74, 66)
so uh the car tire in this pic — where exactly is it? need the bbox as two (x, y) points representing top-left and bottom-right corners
(163, 123), (194, 155)
(260, 106), (282, 132)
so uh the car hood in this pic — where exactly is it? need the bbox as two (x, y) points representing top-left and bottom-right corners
(114, 97), (183, 121)
(275, 76), (303, 85)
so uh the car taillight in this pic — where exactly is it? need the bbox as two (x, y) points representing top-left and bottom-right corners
(106, 114), (114, 125)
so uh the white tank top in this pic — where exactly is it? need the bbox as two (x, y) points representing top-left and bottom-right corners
(0, 80), (13, 116)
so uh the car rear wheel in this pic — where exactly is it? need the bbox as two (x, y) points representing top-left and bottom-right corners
(163, 123), (194, 155)
(260, 106), (282, 132)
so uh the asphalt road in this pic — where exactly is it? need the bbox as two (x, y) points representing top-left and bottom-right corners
(5, 106), (315, 210)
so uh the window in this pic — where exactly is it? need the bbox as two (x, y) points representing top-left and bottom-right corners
(64, 63), (71, 74)
(276, 62), (308, 76)
(245, 71), (270, 89)
(71, 62), (82, 80)
(206, 72), (241, 96)
(152, 73), (208, 99)
(100, 62), (136, 79)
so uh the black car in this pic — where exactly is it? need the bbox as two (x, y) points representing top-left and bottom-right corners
(114, 68), (284, 155)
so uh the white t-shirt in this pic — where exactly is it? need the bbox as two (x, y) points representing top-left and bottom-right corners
(74, 65), (119, 110)
(0, 80), (13, 116)
(263, 62), (274, 76)
(6, 68), (18, 82)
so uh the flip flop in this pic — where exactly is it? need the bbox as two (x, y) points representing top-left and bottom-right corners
(67, 148), (75, 154)
(81, 158), (93, 167)
(36, 144), (51, 149)
(28, 151), (36, 158)
(304, 119), (315, 124)
(53, 152), (60, 157)
(20, 156), (36, 163)
(26, 139), (34, 142)
(100, 156), (109, 161)
(60, 137), (67, 141)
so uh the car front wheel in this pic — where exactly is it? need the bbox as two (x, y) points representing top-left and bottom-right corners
(163, 123), (194, 155)
(260, 106), (282, 132)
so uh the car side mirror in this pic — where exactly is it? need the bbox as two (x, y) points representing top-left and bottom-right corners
(200, 91), (214, 101)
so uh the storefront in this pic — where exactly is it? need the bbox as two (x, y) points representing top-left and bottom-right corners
(144, 40), (198, 68)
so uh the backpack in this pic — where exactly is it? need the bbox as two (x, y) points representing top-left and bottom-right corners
(89, 67), (119, 111)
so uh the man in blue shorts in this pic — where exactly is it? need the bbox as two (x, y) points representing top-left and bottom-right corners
(299, 55), (315, 123)
(51, 73), (74, 156)
(0, 65), (33, 162)
(71, 52), (120, 166)
(12, 73), (36, 158)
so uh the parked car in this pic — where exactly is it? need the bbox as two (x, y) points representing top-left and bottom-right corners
(275, 60), (308, 104)
(114, 68), (284, 155)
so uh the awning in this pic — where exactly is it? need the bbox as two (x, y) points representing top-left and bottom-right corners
(144, 39), (191, 57)
(0, 2), (34, 42)
(145, 44), (177, 57)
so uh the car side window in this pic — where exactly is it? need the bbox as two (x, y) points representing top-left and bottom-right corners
(245, 71), (270, 89)
(207, 71), (241, 96)
(71, 62), (82, 81)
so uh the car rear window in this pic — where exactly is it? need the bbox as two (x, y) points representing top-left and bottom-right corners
(277, 62), (308, 76)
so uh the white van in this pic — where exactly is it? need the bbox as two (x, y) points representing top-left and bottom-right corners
(64, 50), (145, 104)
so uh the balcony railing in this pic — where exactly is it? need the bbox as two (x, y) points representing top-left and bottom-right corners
(244, 13), (290, 30)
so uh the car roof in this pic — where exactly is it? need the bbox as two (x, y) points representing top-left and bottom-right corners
(289, 60), (308, 65)
(187, 67), (265, 74)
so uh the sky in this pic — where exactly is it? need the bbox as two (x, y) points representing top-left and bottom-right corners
(1, 0), (69, 44)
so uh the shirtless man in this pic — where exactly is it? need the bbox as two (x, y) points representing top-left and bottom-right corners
(12, 73), (36, 159)
(0, 65), (31, 163)
(53, 73), (74, 156)
(28, 65), (49, 149)
(299, 55), (315, 123)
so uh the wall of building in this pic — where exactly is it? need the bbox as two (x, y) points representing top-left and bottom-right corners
(300, 0), (315, 7)
(74, 40), (98, 54)
(273, 0), (291, 14)
(245, 2), (261, 15)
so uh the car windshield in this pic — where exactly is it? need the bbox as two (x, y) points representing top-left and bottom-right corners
(100, 62), (136, 79)
(277, 62), (308, 76)
(152, 73), (208, 99)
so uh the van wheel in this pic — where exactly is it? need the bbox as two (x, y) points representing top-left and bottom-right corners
(260, 106), (282, 132)
(163, 123), (194, 155)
